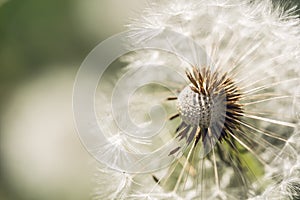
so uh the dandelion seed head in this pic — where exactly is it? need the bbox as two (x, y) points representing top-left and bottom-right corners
(87, 0), (300, 199)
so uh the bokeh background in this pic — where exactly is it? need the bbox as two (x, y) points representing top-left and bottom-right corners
(0, 0), (146, 199)
(0, 0), (298, 200)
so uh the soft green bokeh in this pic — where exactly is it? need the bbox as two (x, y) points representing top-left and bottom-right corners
(0, 0), (145, 200)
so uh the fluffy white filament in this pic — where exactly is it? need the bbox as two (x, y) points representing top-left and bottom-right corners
(94, 0), (300, 199)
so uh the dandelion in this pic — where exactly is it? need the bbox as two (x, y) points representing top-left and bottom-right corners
(92, 0), (300, 199)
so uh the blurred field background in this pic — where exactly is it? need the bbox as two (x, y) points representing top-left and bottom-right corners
(0, 0), (146, 200)
(0, 0), (298, 200)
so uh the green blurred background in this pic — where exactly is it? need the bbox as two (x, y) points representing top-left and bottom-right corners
(0, 0), (298, 200)
(0, 0), (146, 200)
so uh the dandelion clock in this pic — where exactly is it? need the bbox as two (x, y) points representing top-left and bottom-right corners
(73, 0), (300, 199)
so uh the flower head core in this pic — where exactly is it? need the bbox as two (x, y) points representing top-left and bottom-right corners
(175, 66), (243, 146)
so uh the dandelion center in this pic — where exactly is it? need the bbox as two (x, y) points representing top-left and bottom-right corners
(170, 66), (244, 149)
(177, 85), (224, 128)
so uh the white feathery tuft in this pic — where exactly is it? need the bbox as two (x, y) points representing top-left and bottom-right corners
(94, 0), (300, 199)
